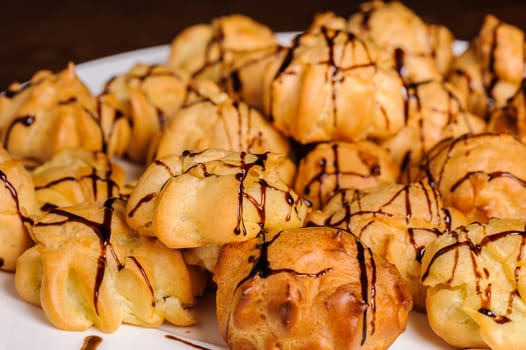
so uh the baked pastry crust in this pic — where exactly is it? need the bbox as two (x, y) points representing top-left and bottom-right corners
(347, 0), (455, 80)
(153, 80), (294, 182)
(263, 26), (406, 144)
(214, 226), (413, 349)
(448, 15), (525, 118)
(418, 133), (526, 223)
(488, 79), (526, 141)
(0, 63), (103, 168)
(126, 149), (307, 249)
(308, 181), (466, 310)
(0, 146), (38, 271)
(293, 141), (399, 209)
(32, 149), (126, 210)
(421, 218), (526, 349)
(379, 80), (486, 181)
(168, 14), (278, 110)
(15, 198), (200, 333)
(98, 63), (188, 163)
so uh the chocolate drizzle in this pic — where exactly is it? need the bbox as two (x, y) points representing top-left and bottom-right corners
(359, 6), (375, 30)
(355, 234), (377, 344)
(98, 64), (186, 147)
(128, 256), (156, 307)
(181, 83), (222, 109)
(165, 334), (211, 350)
(219, 47), (280, 102)
(450, 170), (526, 192)
(0, 169), (34, 225)
(35, 157), (119, 203)
(270, 27), (375, 125)
(1, 82), (32, 99)
(321, 181), (444, 263)
(129, 151), (299, 239)
(127, 192), (157, 218)
(80, 335), (103, 350)
(3, 114), (35, 149)
(35, 198), (154, 315)
(302, 143), (382, 207)
(484, 21), (503, 113)
(422, 133), (526, 195)
(422, 224), (526, 323)
(234, 152), (273, 235)
(235, 231), (333, 292)
(192, 25), (226, 79)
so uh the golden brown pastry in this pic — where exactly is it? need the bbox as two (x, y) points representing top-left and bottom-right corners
(418, 133), (526, 223)
(31, 149), (126, 210)
(347, 0), (455, 80)
(0, 146), (38, 271)
(215, 226), (413, 349)
(0, 63), (103, 168)
(168, 14), (279, 110)
(262, 26), (406, 144)
(421, 218), (526, 349)
(98, 63), (188, 163)
(293, 140), (399, 209)
(308, 181), (466, 310)
(488, 79), (526, 140)
(308, 11), (348, 32)
(379, 79), (486, 181)
(126, 149), (307, 250)
(448, 15), (525, 118)
(15, 198), (201, 333)
(152, 80), (294, 181)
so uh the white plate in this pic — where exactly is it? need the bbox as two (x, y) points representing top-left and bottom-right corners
(0, 33), (468, 350)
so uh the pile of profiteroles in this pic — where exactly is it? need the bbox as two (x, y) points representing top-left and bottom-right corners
(1, 1), (526, 349)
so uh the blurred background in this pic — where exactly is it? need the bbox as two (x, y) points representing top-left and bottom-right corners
(1, 0), (525, 90)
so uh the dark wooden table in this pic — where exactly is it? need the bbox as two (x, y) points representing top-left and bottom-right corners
(1, 0), (525, 90)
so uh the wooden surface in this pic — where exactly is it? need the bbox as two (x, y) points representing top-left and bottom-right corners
(1, 0), (525, 90)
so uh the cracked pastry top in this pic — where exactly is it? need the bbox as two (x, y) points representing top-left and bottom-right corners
(214, 226), (413, 350)
(15, 198), (203, 333)
(0, 63), (104, 168)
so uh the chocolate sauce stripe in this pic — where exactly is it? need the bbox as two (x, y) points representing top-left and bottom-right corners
(0, 169), (34, 225)
(484, 21), (503, 112)
(127, 192), (157, 218)
(34, 199), (153, 316)
(2, 114), (35, 149)
(234, 231), (333, 295)
(34, 172), (120, 194)
(426, 133), (501, 190)
(422, 229), (526, 282)
(1, 76), (47, 99)
(355, 236), (374, 345)
(128, 256), (156, 307)
(450, 170), (526, 192)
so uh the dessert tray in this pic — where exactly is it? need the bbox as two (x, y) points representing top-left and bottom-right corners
(0, 33), (469, 350)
